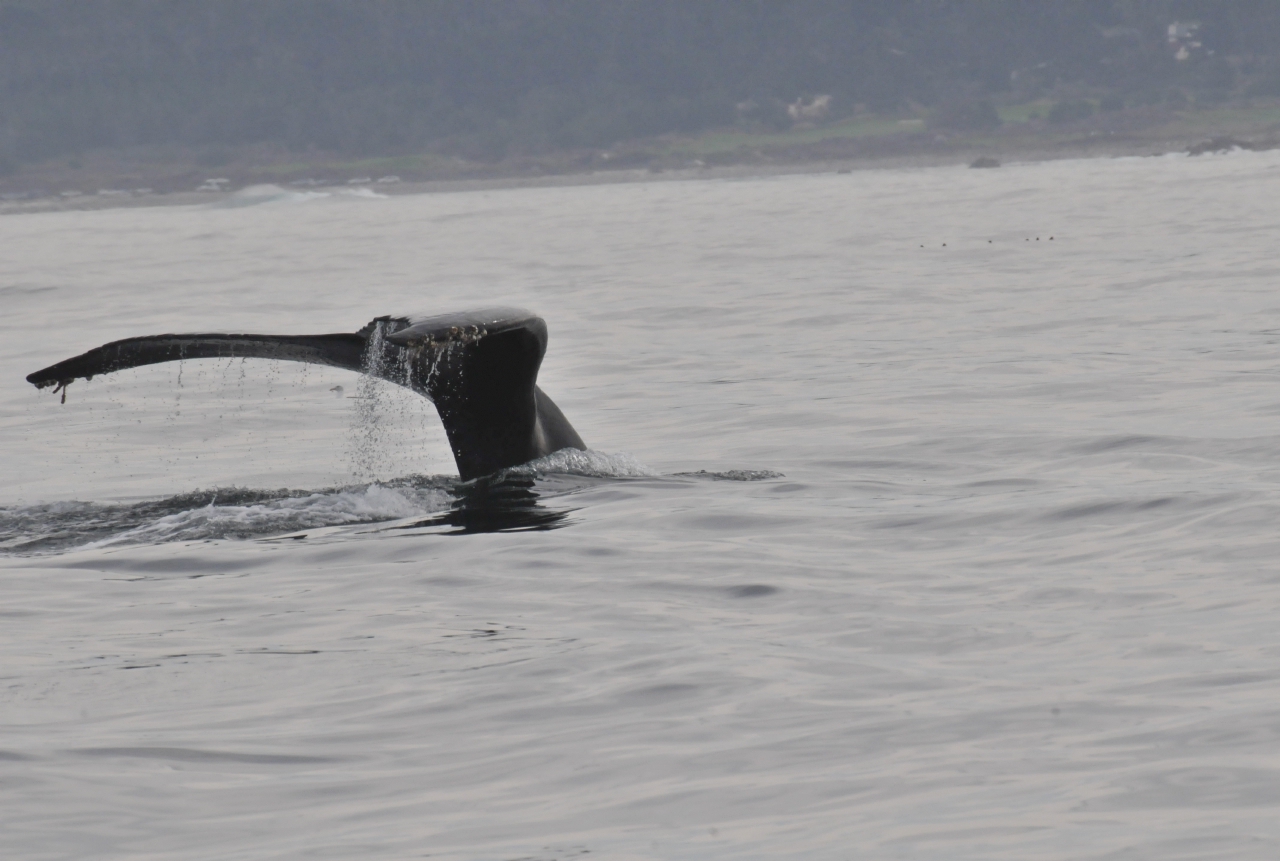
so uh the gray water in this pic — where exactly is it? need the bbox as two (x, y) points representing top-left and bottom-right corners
(3, 155), (1280, 859)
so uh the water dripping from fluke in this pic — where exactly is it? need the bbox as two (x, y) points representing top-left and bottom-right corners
(26, 308), (588, 483)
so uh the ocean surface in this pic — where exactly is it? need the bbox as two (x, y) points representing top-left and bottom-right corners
(3, 153), (1280, 860)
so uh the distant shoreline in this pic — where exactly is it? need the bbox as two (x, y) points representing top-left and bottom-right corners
(2, 108), (1275, 216)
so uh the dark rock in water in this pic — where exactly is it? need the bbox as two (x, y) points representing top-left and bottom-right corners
(1187, 136), (1256, 156)
(969, 156), (1001, 169)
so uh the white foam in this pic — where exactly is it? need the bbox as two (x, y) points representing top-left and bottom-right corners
(213, 184), (388, 208)
(337, 187), (388, 199)
(511, 448), (656, 478)
(213, 184), (329, 207)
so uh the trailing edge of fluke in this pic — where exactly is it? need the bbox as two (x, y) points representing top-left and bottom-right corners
(26, 308), (586, 481)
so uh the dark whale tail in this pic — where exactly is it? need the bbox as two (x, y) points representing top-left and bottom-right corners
(26, 308), (586, 481)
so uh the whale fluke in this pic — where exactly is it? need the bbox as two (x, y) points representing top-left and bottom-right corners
(26, 308), (586, 481)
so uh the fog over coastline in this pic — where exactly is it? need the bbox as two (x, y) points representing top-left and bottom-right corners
(3, 1), (1280, 189)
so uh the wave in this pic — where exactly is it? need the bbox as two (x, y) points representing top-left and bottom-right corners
(210, 184), (387, 208)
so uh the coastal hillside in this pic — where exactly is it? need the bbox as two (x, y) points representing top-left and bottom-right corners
(3, 1), (1280, 191)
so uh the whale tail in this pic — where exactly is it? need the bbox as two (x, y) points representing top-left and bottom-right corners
(26, 308), (585, 481)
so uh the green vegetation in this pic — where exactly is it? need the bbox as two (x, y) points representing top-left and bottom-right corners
(998, 101), (1056, 124)
(671, 116), (912, 157)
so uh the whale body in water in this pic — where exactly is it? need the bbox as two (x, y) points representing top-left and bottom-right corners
(26, 308), (586, 481)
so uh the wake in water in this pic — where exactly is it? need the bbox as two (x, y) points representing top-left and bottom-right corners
(0, 479), (454, 554)
(0, 451), (776, 554)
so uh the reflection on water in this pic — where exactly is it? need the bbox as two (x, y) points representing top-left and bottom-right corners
(394, 473), (575, 534)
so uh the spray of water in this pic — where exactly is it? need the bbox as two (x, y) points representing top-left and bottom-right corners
(347, 321), (391, 481)
(345, 320), (448, 482)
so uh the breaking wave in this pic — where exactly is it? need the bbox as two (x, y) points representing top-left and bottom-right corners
(212, 184), (387, 208)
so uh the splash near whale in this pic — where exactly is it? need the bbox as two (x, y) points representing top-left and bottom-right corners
(26, 308), (586, 481)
